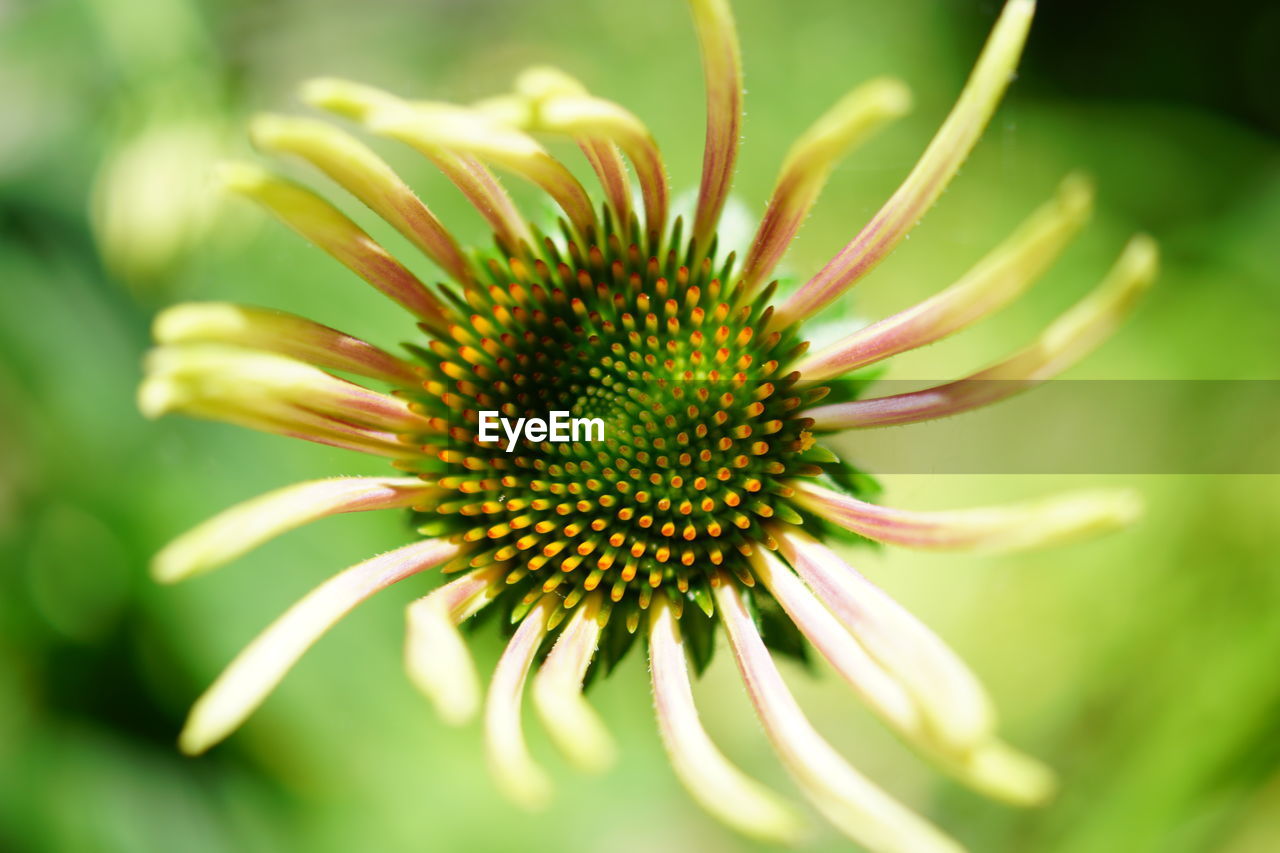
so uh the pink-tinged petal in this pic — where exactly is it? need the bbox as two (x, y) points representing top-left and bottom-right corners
(792, 481), (1142, 553)
(747, 548), (921, 737)
(741, 78), (912, 294)
(144, 390), (415, 457)
(795, 174), (1094, 380)
(531, 592), (616, 773)
(405, 565), (504, 725)
(502, 68), (635, 229)
(215, 162), (449, 331)
(249, 114), (472, 284)
(366, 102), (596, 240)
(154, 302), (421, 387)
(805, 235), (1158, 429)
(713, 575), (965, 853)
(772, 527), (993, 750)
(140, 344), (432, 435)
(178, 538), (461, 754)
(154, 476), (434, 583)
(485, 595), (556, 810)
(519, 73), (670, 241)
(688, 0), (743, 250)
(303, 78), (533, 250)
(752, 546), (1057, 805)
(580, 138), (632, 228)
(648, 596), (805, 843)
(774, 0), (1037, 329)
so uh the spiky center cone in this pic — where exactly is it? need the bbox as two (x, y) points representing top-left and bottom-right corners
(396, 213), (853, 648)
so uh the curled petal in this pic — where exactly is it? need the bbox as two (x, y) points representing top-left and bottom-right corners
(775, 0), (1036, 328)
(179, 538), (460, 754)
(501, 67), (634, 229)
(367, 102), (596, 239)
(302, 78), (532, 249)
(216, 162), (449, 330)
(154, 476), (434, 583)
(805, 235), (1159, 429)
(513, 67), (671, 240)
(154, 302), (421, 386)
(792, 480), (1142, 553)
(531, 592), (616, 773)
(688, 0), (743, 250)
(140, 343), (430, 436)
(485, 595), (556, 810)
(541, 96), (671, 238)
(795, 174), (1094, 380)
(647, 596), (805, 843)
(772, 526), (994, 750)
(713, 575), (964, 853)
(249, 114), (471, 283)
(747, 548), (921, 737)
(741, 78), (912, 294)
(405, 566), (504, 725)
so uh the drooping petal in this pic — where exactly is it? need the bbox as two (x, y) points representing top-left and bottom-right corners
(531, 592), (616, 773)
(216, 162), (449, 330)
(139, 344), (432, 453)
(752, 545), (1057, 806)
(154, 476), (435, 583)
(647, 595), (805, 843)
(302, 78), (533, 249)
(794, 174), (1094, 380)
(687, 0), (743, 250)
(740, 78), (912, 294)
(804, 235), (1158, 429)
(485, 595), (556, 810)
(496, 68), (633, 229)
(366, 101), (596, 239)
(404, 565), (504, 725)
(774, 0), (1037, 329)
(154, 302), (421, 386)
(772, 527), (994, 750)
(792, 481), (1142, 553)
(248, 114), (472, 283)
(178, 538), (460, 754)
(511, 66), (671, 241)
(712, 574), (964, 853)
(747, 547), (921, 737)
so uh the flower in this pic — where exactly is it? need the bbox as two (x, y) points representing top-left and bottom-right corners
(139, 0), (1156, 849)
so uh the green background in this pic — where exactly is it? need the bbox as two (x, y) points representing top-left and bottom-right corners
(2, 0), (1278, 850)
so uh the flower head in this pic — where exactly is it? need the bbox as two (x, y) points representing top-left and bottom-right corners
(141, 0), (1156, 848)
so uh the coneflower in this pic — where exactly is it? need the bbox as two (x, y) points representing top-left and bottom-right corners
(139, 0), (1155, 849)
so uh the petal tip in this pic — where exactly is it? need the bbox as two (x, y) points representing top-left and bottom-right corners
(137, 376), (178, 419)
(177, 712), (220, 757)
(247, 113), (293, 151)
(1056, 172), (1095, 221)
(298, 77), (347, 109)
(964, 740), (1058, 807)
(213, 160), (269, 196)
(868, 76), (914, 117)
(1125, 233), (1160, 283)
(150, 550), (190, 584)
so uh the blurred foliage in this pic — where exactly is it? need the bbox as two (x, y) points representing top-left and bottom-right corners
(2, 0), (1278, 851)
